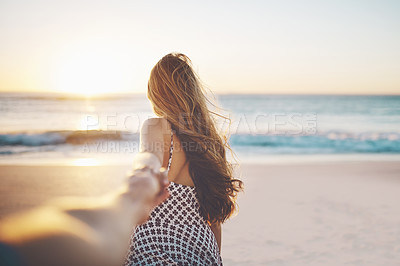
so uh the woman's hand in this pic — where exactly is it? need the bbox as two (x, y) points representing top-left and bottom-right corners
(123, 164), (170, 224)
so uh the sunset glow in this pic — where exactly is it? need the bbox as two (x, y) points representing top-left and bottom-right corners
(0, 1), (399, 95)
(51, 43), (133, 95)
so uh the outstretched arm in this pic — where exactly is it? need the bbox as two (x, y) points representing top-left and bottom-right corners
(0, 152), (169, 266)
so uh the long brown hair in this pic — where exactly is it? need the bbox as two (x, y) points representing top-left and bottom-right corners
(147, 53), (243, 224)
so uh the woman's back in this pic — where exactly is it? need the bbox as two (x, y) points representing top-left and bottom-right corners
(160, 118), (194, 187)
(124, 118), (222, 265)
(124, 182), (222, 265)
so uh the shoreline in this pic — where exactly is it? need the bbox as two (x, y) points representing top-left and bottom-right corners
(0, 153), (400, 167)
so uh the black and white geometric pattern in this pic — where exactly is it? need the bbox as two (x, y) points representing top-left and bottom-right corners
(123, 182), (222, 265)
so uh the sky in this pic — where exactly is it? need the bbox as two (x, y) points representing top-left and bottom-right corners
(0, 0), (399, 95)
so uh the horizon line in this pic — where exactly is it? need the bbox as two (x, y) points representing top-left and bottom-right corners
(0, 90), (399, 97)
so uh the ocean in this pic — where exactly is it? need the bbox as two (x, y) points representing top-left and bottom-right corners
(1, 93), (400, 164)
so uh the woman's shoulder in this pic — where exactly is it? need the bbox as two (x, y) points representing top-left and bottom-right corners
(141, 117), (170, 134)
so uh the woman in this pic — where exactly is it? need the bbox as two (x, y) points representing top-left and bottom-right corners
(124, 53), (243, 265)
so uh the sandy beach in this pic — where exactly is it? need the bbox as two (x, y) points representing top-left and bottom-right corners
(1, 161), (399, 265)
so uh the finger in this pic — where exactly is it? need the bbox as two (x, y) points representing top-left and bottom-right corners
(127, 172), (160, 201)
(127, 171), (153, 188)
(158, 167), (170, 187)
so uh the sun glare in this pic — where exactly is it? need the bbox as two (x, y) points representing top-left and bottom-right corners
(52, 44), (131, 96)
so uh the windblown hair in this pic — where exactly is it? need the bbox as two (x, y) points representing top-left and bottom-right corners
(147, 53), (243, 224)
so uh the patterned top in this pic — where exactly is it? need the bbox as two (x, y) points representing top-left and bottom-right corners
(123, 128), (222, 266)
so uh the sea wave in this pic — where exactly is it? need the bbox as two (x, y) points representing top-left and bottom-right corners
(0, 131), (139, 146)
(231, 131), (400, 153)
(0, 130), (399, 155)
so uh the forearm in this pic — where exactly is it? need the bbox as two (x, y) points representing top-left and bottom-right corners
(0, 206), (113, 266)
(0, 151), (168, 266)
(0, 195), (149, 266)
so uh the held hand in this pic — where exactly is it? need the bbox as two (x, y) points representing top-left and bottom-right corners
(124, 166), (170, 224)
